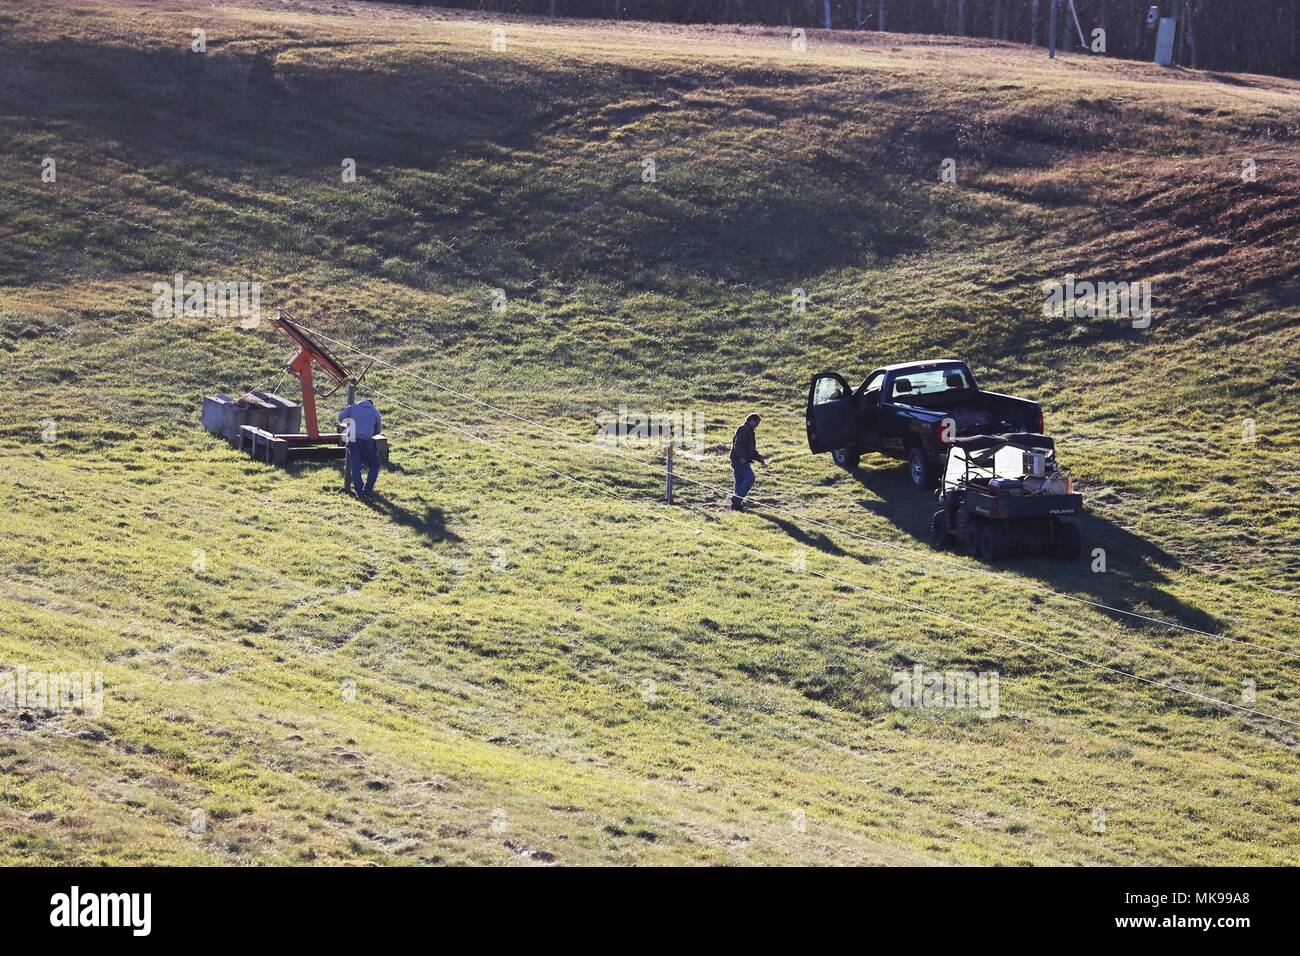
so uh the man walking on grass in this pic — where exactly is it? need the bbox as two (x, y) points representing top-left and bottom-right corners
(339, 397), (383, 498)
(730, 413), (766, 511)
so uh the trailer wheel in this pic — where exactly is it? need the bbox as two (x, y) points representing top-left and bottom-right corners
(908, 446), (934, 489)
(1056, 522), (1083, 560)
(929, 510), (952, 549)
(978, 524), (1010, 562)
(831, 448), (860, 471)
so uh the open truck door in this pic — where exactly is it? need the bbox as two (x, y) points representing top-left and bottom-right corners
(806, 372), (856, 453)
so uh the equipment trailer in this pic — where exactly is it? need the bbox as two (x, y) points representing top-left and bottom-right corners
(929, 433), (1083, 561)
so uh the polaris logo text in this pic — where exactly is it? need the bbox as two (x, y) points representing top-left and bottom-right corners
(50, 886), (151, 936)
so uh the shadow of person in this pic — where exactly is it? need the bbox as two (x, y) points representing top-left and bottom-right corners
(752, 509), (868, 564)
(362, 493), (462, 545)
(792, 455), (1227, 636)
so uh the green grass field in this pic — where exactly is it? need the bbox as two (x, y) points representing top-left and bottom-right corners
(1, 0), (1297, 865)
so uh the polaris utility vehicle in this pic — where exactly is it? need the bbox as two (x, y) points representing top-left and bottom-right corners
(805, 360), (1043, 488)
(929, 433), (1083, 561)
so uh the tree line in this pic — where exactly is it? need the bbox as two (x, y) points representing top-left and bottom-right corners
(394, 1), (1300, 79)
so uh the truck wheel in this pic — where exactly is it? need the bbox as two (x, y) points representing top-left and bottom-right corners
(831, 448), (860, 471)
(979, 524), (1010, 562)
(929, 511), (952, 549)
(963, 521), (980, 557)
(907, 446), (934, 489)
(1057, 522), (1083, 560)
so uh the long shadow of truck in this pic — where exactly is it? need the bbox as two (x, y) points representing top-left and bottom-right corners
(817, 459), (1223, 636)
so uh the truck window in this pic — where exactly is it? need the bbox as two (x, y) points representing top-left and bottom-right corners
(813, 377), (847, 404)
(890, 367), (970, 400)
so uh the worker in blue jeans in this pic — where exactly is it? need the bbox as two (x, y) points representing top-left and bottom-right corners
(729, 413), (766, 511)
(339, 398), (383, 497)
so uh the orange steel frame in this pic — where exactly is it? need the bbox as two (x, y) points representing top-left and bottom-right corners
(269, 309), (352, 438)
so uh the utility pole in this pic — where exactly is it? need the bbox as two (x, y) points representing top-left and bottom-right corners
(1170, 0), (1184, 64)
(1049, 0), (1058, 58)
(1181, 0), (1198, 67)
(342, 383), (355, 493)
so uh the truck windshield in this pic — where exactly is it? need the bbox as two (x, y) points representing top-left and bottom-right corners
(892, 367), (970, 399)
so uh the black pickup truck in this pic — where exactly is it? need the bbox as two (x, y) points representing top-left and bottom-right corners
(805, 359), (1043, 488)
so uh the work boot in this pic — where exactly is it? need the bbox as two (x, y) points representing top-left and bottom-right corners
(730, 496), (744, 511)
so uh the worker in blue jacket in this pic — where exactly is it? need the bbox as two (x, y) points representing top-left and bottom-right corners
(339, 398), (383, 497)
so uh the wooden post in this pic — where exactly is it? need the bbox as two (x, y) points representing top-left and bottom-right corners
(342, 383), (356, 493)
(1049, 0), (1058, 57)
(665, 445), (675, 504)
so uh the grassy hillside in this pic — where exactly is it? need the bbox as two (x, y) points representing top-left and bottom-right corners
(0, 0), (1297, 864)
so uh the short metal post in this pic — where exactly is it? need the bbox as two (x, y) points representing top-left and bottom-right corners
(342, 383), (356, 493)
(665, 445), (674, 504)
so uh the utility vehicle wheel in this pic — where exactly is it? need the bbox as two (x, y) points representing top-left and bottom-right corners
(978, 524), (1010, 562)
(1057, 522), (1083, 560)
(907, 446), (935, 489)
(929, 510), (952, 549)
(831, 448), (860, 471)
(963, 521), (980, 557)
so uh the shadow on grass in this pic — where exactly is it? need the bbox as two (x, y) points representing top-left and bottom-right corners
(361, 493), (462, 545)
(753, 511), (860, 562)
(0, 34), (934, 289)
(761, 455), (1225, 635)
